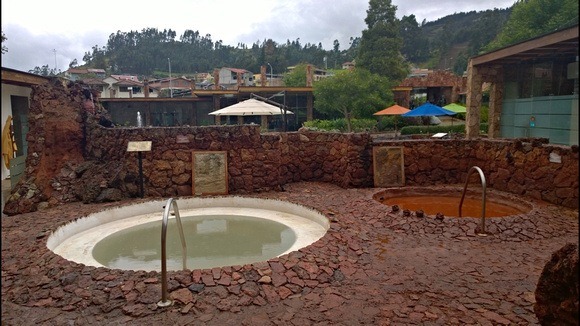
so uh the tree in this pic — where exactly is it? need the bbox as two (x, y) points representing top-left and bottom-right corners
(485, 0), (579, 51)
(399, 15), (430, 63)
(1, 31), (7, 54)
(29, 65), (56, 76)
(313, 68), (393, 132)
(283, 63), (308, 87)
(356, 0), (409, 82)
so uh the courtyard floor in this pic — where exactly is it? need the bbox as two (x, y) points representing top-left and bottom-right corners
(1, 182), (578, 325)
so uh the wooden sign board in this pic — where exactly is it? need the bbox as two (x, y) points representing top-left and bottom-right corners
(127, 141), (152, 152)
(373, 146), (405, 187)
(192, 151), (228, 195)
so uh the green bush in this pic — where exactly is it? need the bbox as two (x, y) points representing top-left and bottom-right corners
(302, 119), (489, 135)
(303, 118), (377, 132)
(375, 116), (416, 131)
(400, 123), (488, 135)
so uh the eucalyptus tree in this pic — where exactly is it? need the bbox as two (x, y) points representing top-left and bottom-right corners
(356, 0), (409, 83)
(313, 68), (393, 132)
(485, 0), (579, 51)
(283, 63), (308, 87)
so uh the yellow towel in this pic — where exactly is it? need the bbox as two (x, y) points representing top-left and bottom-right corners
(2, 115), (17, 169)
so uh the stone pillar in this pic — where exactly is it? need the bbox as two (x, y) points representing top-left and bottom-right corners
(237, 72), (242, 87)
(465, 59), (483, 139)
(143, 79), (150, 98)
(213, 69), (220, 90)
(261, 115), (268, 129)
(487, 66), (504, 139)
(306, 65), (313, 87)
(237, 116), (244, 124)
(213, 94), (221, 124)
(260, 66), (267, 86)
(307, 93), (314, 121)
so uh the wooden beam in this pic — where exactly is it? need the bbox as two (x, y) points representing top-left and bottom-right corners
(1, 68), (51, 86)
(472, 25), (578, 66)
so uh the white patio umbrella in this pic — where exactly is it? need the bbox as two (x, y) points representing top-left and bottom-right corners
(209, 98), (293, 116)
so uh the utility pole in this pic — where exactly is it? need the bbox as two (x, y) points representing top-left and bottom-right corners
(53, 49), (57, 73)
(168, 58), (172, 98)
(267, 63), (273, 86)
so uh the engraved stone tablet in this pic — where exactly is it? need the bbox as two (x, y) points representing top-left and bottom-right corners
(373, 146), (405, 187)
(192, 151), (228, 195)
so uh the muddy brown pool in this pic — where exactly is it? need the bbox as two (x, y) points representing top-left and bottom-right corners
(374, 187), (533, 218)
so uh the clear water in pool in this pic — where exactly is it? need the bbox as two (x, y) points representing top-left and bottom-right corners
(92, 214), (296, 271)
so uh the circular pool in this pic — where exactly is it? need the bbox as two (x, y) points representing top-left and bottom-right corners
(373, 186), (533, 218)
(47, 197), (329, 271)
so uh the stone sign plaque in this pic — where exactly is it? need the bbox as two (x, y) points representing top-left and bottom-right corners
(192, 151), (228, 195)
(373, 146), (405, 187)
(127, 141), (152, 152)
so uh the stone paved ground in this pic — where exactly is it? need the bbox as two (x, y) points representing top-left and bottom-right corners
(2, 182), (578, 325)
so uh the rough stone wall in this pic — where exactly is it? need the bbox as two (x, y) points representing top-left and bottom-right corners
(4, 79), (88, 214)
(400, 70), (464, 88)
(84, 125), (374, 198)
(279, 132), (372, 188)
(376, 138), (579, 208)
(534, 242), (579, 325)
(3, 80), (578, 215)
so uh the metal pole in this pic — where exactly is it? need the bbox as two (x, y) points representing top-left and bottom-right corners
(168, 58), (172, 98)
(53, 49), (57, 72)
(267, 63), (273, 86)
(138, 151), (144, 198)
(283, 91), (287, 131)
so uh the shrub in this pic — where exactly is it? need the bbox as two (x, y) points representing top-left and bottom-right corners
(302, 118), (377, 132)
(400, 123), (488, 135)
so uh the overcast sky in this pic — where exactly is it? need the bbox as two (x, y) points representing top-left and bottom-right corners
(1, 0), (515, 73)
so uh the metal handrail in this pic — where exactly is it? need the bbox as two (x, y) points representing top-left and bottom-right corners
(459, 166), (487, 236)
(157, 198), (187, 307)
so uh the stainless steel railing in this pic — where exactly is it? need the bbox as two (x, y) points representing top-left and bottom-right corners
(157, 198), (187, 307)
(459, 166), (488, 236)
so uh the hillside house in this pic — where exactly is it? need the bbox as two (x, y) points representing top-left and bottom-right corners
(102, 75), (144, 98)
(218, 68), (255, 89)
(342, 62), (355, 70)
(64, 68), (106, 81)
(148, 77), (194, 96)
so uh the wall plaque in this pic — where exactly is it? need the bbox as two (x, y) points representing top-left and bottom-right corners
(176, 135), (189, 144)
(373, 146), (405, 187)
(192, 151), (228, 195)
(127, 141), (152, 152)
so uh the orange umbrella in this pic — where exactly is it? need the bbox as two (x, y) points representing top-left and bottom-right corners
(373, 104), (410, 116)
(373, 105), (410, 138)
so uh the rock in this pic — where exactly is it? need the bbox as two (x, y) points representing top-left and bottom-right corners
(391, 205), (399, 212)
(403, 209), (411, 217)
(534, 243), (579, 325)
(96, 188), (124, 202)
(171, 288), (194, 305)
(435, 212), (444, 221)
(416, 210), (425, 218)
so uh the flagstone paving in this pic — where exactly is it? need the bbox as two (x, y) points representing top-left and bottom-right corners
(2, 182), (578, 325)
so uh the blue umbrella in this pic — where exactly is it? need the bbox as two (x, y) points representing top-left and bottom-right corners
(402, 103), (457, 117)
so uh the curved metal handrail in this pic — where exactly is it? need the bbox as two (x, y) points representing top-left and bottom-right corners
(459, 166), (487, 236)
(158, 198), (187, 307)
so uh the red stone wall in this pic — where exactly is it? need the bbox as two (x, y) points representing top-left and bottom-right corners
(3, 80), (577, 215)
(85, 125), (374, 197)
(375, 139), (579, 208)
